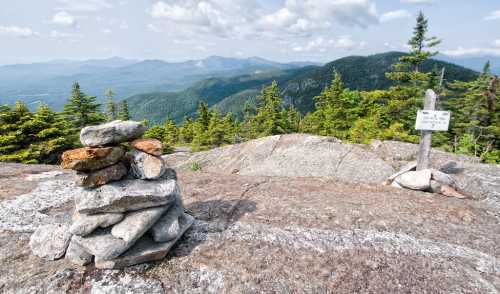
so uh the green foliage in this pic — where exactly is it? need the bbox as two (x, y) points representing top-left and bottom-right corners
(63, 82), (105, 129)
(190, 162), (202, 172)
(117, 100), (130, 120)
(105, 89), (117, 122)
(0, 102), (75, 164)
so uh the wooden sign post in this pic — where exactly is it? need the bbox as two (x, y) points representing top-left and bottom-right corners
(415, 90), (451, 170)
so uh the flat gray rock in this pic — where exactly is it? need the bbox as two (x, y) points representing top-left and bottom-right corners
(95, 213), (194, 269)
(395, 169), (432, 191)
(80, 120), (147, 147)
(130, 149), (166, 180)
(75, 178), (179, 214)
(73, 228), (129, 260)
(29, 223), (72, 260)
(70, 211), (124, 236)
(65, 236), (93, 266)
(111, 205), (169, 243)
(150, 201), (184, 242)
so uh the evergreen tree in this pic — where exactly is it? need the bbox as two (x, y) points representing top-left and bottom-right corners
(245, 81), (286, 138)
(117, 100), (130, 120)
(105, 89), (117, 121)
(0, 102), (74, 163)
(63, 82), (104, 128)
(163, 118), (178, 153)
(179, 117), (195, 144)
(445, 63), (500, 162)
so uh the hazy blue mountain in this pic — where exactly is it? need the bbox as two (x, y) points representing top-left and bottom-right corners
(0, 56), (304, 110)
(127, 52), (478, 124)
(436, 54), (500, 74)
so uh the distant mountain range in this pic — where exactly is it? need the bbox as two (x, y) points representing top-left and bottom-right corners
(0, 56), (317, 110)
(126, 52), (479, 124)
(436, 54), (500, 74)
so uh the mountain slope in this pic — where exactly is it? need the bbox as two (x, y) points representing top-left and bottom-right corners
(127, 67), (313, 123)
(127, 52), (478, 123)
(0, 56), (303, 110)
(436, 54), (500, 74)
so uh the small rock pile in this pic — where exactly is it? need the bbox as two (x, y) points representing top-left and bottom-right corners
(384, 161), (466, 198)
(29, 120), (194, 269)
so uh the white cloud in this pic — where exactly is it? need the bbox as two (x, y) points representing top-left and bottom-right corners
(57, 0), (113, 12)
(400, 0), (433, 4)
(102, 28), (112, 34)
(149, 0), (379, 39)
(380, 9), (411, 22)
(147, 23), (163, 33)
(442, 46), (500, 57)
(51, 11), (76, 27)
(485, 10), (500, 21)
(494, 40), (500, 47)
(292, 35), (362, 52)
(0, 25), (37, 38)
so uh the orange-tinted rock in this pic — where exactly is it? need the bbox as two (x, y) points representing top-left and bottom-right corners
(131, 139), (163, 156)
(61, 147), (125, 171)
(75, 162), (128, 188)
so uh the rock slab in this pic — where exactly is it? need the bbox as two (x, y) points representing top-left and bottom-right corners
(73, 229), (129, 260)
(131, 138), (163, 156)
(111, 205), (169, 243)
(65, 236), (93, 265)
(150, 202), (183, 242)
(75, 178), (179, 214)
(130, 150), (166, 180)
(75, 162), (127, 188)
(29, 223), (72, 260)
(61, 147), (124, 171)
(70, 211), (124, 236)
(80, 120), (146, 147)
(95, 213), (194, 269)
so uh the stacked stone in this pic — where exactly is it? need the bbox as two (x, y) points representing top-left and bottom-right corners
(30, 120), (194, 269)
(384, 161), (467, 198)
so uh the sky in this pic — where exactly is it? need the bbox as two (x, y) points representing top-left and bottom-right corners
(0, 0), (499, 65)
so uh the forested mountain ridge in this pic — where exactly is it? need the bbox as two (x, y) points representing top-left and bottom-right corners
(0, 56), (309, 110)
(127, 52), (478, 123)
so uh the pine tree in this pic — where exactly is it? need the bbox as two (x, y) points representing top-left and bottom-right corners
(117, 100), (130, 120)
(247, 81), (286, 138)
(386, 12), (441, 87)
(445, 62), (500, 162)
(163, 118), (178, 153)
(0, 102), (74, 163)
(105, 89), (117, 122)
(207, 109), (225, 147)
(63, 82), (104, 128)
(179, 117), (195, 144)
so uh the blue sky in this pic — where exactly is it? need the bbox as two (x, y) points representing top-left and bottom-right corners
(0, 0), (499, 64)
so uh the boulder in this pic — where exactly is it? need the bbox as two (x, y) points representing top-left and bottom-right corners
(80, 120), (147, 147)
(150, 202), (184, 242)
(75, 178), (179, 214)
(130, 150), (166, 180)
(395, 169), (432, 191)
(70, 211), (124, 236)
(65, 236), (93, 266)
(29, 223), (72, 260)
(164, 134), (395, 184)
(75, 162), (127, 188)
(131, 139), (163, 156)
(111, 205), (169, 243)
(61, 147), (125, 171)
(95, 213), (194, 269)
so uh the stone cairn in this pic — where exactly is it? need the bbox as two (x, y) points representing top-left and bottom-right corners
(383, 161), (467, 198)
(29, 120), (194, 269)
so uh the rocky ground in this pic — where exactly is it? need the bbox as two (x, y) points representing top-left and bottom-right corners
(1, 134), (500, 293)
